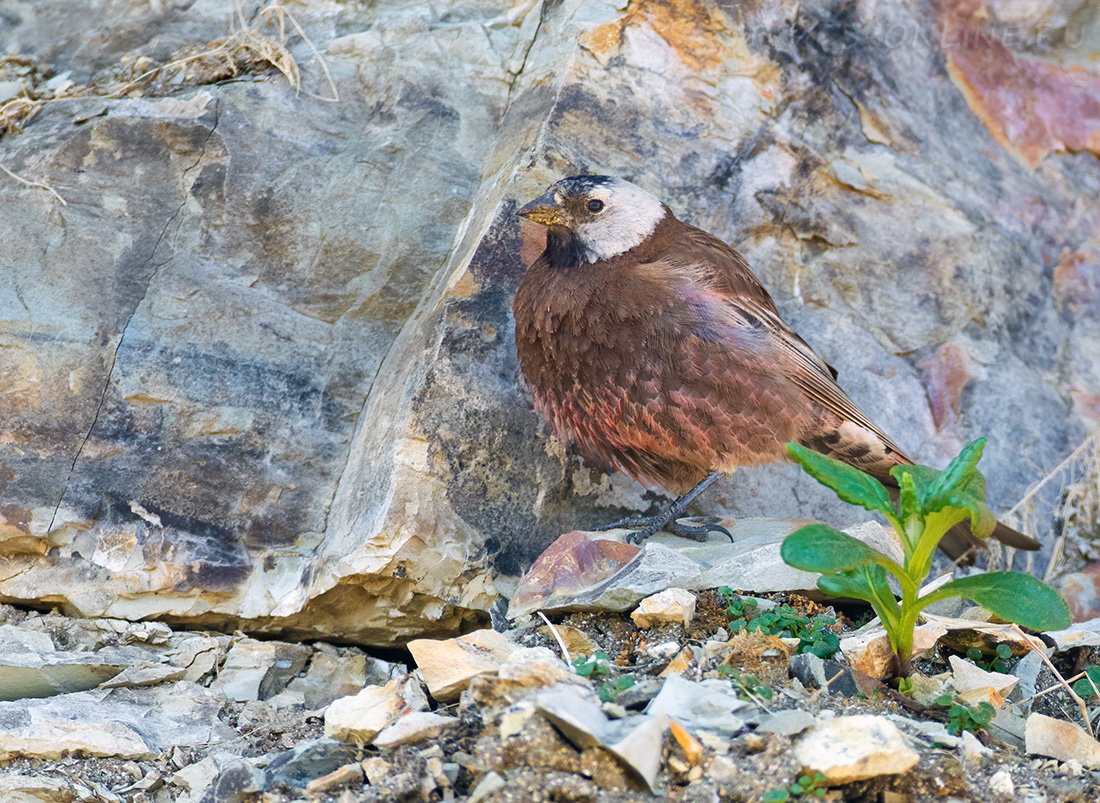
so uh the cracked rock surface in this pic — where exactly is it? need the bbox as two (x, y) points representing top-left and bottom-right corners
(1, 0), (1098, 645)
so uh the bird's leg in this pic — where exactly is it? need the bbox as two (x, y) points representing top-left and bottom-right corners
(594, 472), (733, 544)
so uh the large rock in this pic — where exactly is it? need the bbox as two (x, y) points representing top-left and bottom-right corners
(0, 0), (1097, 646)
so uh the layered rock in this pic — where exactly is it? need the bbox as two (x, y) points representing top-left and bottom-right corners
(0, 0), (1097, 645)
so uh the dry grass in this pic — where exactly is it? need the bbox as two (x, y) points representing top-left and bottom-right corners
(0, 1), (337, 142)
(1000, 429), (1100, 579)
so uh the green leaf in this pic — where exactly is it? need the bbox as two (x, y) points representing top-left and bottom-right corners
(930, 438), (986, 500)
(816, 563), (892, 605)
(917, 572), (1070, 631)
(892, 464), (940, 509)
(924, 490), (996, 540)
(1072, 667), (1100, 698)
(781, 524), (887, 574)
(786, 444), (896, 518)
(761, 791), (790, 803)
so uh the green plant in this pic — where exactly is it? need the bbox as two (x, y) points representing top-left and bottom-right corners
(717, 586), (759, 628)
(572, 651), (612, 679)
(762, 771), (828, 801)
(897, 676), (914, 697)
(715, 589), (840, 659)
(1072, 666), (1100, 698)
(780, 438), (1071, 677)
(597, 674), (635, 703)
(967, 643), (1013, 673)
(718, 666), (775, 704)
(937, 695), (995, 735)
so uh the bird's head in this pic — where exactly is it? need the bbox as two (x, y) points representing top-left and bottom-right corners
(518, 175), (668, 265)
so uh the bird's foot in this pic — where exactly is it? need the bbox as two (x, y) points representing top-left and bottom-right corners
(594, 513), (732, 545)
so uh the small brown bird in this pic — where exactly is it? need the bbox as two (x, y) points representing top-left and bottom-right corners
(513, 175), (1039, 560)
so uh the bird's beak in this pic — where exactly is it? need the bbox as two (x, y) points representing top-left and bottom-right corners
(518, 191), (563, 226)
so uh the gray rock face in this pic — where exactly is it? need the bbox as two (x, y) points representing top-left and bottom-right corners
(1, 0), (1097, 645)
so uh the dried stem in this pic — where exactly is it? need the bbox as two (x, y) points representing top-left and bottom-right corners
(1011, 623), (1093, 735)
(0, 162), (67, 204)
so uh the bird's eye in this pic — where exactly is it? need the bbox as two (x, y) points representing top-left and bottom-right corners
(587, 199), (604, 213)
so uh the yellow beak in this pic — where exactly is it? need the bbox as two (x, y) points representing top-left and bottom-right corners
(518, 191), (563, 226)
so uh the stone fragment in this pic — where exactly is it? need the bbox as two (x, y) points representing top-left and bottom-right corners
(165, 635), (227, 683)
(659, 645), (694, 677)
(202, 760), (265, 803)
(171, 756), (234, 803)
(646, 675), (750, 738)
(0, 774), (75, 803)
(631, 588), (697, 627)
(373, 712), (460, 748)
(928, 614), (1046, 657)
(324, 675), (427, 743)
(304, 763), (363, 795)
(534, 687), (608, 749)
(601, 713), (669, 793)
(508, 532), (643, 617)
(756, 709), (817, 737)
(840, 621), (945, 680)
(989, 707), (1027, 750)
(361, 757), (394, 786)
(988, 768), (1015, 796)
(903, 673), (952, 708)
(949, 655), (1018, 700)
(794, 715), (919, 784)
(286, 643), (390, 710)
(100, 661), (188, 689)
(644, 641), (682, 662)
(537, 624), (601, 658)
(264, 738), (360, 790)
(468, 772), (506, 803)
(1042, 618), (1100, 651)
(408, 629), (515, 703)
(669, 720), (704, 766)
(216, 637), (312, 702)
(788, 655), (878, 699)
(960, 730), (991, 766)
(1011, 652), (1043, 702)
(0, 682), (234, 761)
(1025, 712), (1100, 768)
(891, 716), (959, 748)
(0, 625), (166, 701)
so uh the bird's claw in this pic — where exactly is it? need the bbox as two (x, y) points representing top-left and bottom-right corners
(598, 514), (733, 544)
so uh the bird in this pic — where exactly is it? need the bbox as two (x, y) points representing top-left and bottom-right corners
(512, 174), (1040, 562)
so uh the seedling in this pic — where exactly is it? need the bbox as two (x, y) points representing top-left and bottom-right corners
(715, 589), (840, 659)
(597, 674), (635, 703)
(762, 771), (829, 801)
(571, 651), (612, 679)
(1072, 666), (1100, 699)
(967, 643), (1013, 673)
(718, 666), (775, 705)
(780, 439), (1070, 677)
(937, 694), (995, 735)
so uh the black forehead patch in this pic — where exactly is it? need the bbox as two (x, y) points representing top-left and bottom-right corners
(554, 175), (615, 196)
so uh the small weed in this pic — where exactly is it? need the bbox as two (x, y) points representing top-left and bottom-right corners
(897, 676), (914, 697)
(966, 643), (1013, 673)
(715, 588), (839, 659)
(571, 651), (612, 679)
(572, 652), (635, 703)
(762, 771), (829, 801)
(597, 674), (636, 703)
(937, 695), (995, 735)
(718, 666), (775, 705)
(1072, 666), (1100, 699)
